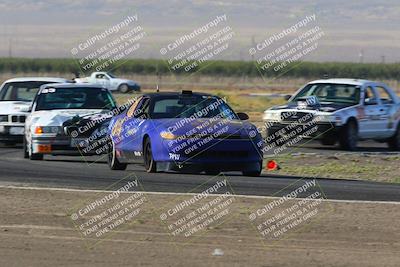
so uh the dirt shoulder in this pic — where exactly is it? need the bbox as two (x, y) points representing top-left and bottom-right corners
(266, 153), (400, 183)
(0, 187), (399, 267)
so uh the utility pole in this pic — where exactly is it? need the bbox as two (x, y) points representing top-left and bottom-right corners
(8, 38), (12, 58)
(251, 35), (256, 61)
(359, 49), (364, 63)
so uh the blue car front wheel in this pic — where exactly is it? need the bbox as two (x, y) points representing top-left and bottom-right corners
(108, 140), (127, 170)
(144, 138), (157, 173)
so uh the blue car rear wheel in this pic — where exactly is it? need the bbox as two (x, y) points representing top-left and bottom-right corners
(242, 161), (262, 177)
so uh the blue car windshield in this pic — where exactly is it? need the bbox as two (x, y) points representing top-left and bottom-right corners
(150, 95), (238, 119)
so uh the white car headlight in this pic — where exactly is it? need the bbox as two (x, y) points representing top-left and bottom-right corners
(263, 112), (281, 122)
(315, 115), (342, 125)
(34, 126), (62, 134)
(315, 115), (333, 122)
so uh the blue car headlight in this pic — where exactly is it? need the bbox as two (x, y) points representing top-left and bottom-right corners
(160, 131), (177, 140)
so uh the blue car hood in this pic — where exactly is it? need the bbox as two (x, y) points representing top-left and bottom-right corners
(150, 118), (254, 137)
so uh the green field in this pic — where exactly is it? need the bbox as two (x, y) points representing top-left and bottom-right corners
(1, 58), (400, 80)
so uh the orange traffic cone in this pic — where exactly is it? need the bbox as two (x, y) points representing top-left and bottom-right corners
(266, 160), (280, 171)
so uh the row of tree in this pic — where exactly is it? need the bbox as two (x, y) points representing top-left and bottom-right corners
(0, 58), (398, 80)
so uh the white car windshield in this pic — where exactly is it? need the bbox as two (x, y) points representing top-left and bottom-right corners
(0, 81), (55, 102)
(292, 83), (361, 105)
(35, 87), (116, 111)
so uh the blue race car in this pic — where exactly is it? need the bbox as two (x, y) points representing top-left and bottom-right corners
(107, 91), (263, 176)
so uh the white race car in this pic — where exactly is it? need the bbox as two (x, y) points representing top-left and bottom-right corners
(24, 83), (117, 160)
(75, 72), (140, 93)
(263, 79), (400, 151)
(0, 77), (69, 144)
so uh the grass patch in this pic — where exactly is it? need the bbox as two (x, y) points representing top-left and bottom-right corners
(266, 154), (400, 183)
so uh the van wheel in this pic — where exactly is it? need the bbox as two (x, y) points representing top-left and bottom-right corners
(388, 125), (400, 151)
(107, 141), (127, 170)
(143, 138), (157, 173)
(339, 120), (358, 151)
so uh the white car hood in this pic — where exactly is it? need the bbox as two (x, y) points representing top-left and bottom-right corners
(30, 109), (105, 127)
(0, 101), (30, 115)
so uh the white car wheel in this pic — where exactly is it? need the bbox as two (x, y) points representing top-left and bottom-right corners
(388, 125), (400, 151)
(28, 139), (43, 160)
(118, 84), (129, 93)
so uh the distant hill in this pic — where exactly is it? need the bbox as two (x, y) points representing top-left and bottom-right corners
(0, 0), (399, 62)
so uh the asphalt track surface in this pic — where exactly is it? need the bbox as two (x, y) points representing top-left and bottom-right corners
(0, 141), (399, 202)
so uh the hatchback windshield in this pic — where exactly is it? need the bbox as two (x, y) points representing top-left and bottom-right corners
(292, 83), (361, 104)
(35, 87), (116, 111)
(0, 81), (58, 102)
(150, 95), (237, 119)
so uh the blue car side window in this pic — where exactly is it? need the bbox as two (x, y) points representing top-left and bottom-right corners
(126, 97), (142, 117)
(133, 97), (150, 119)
